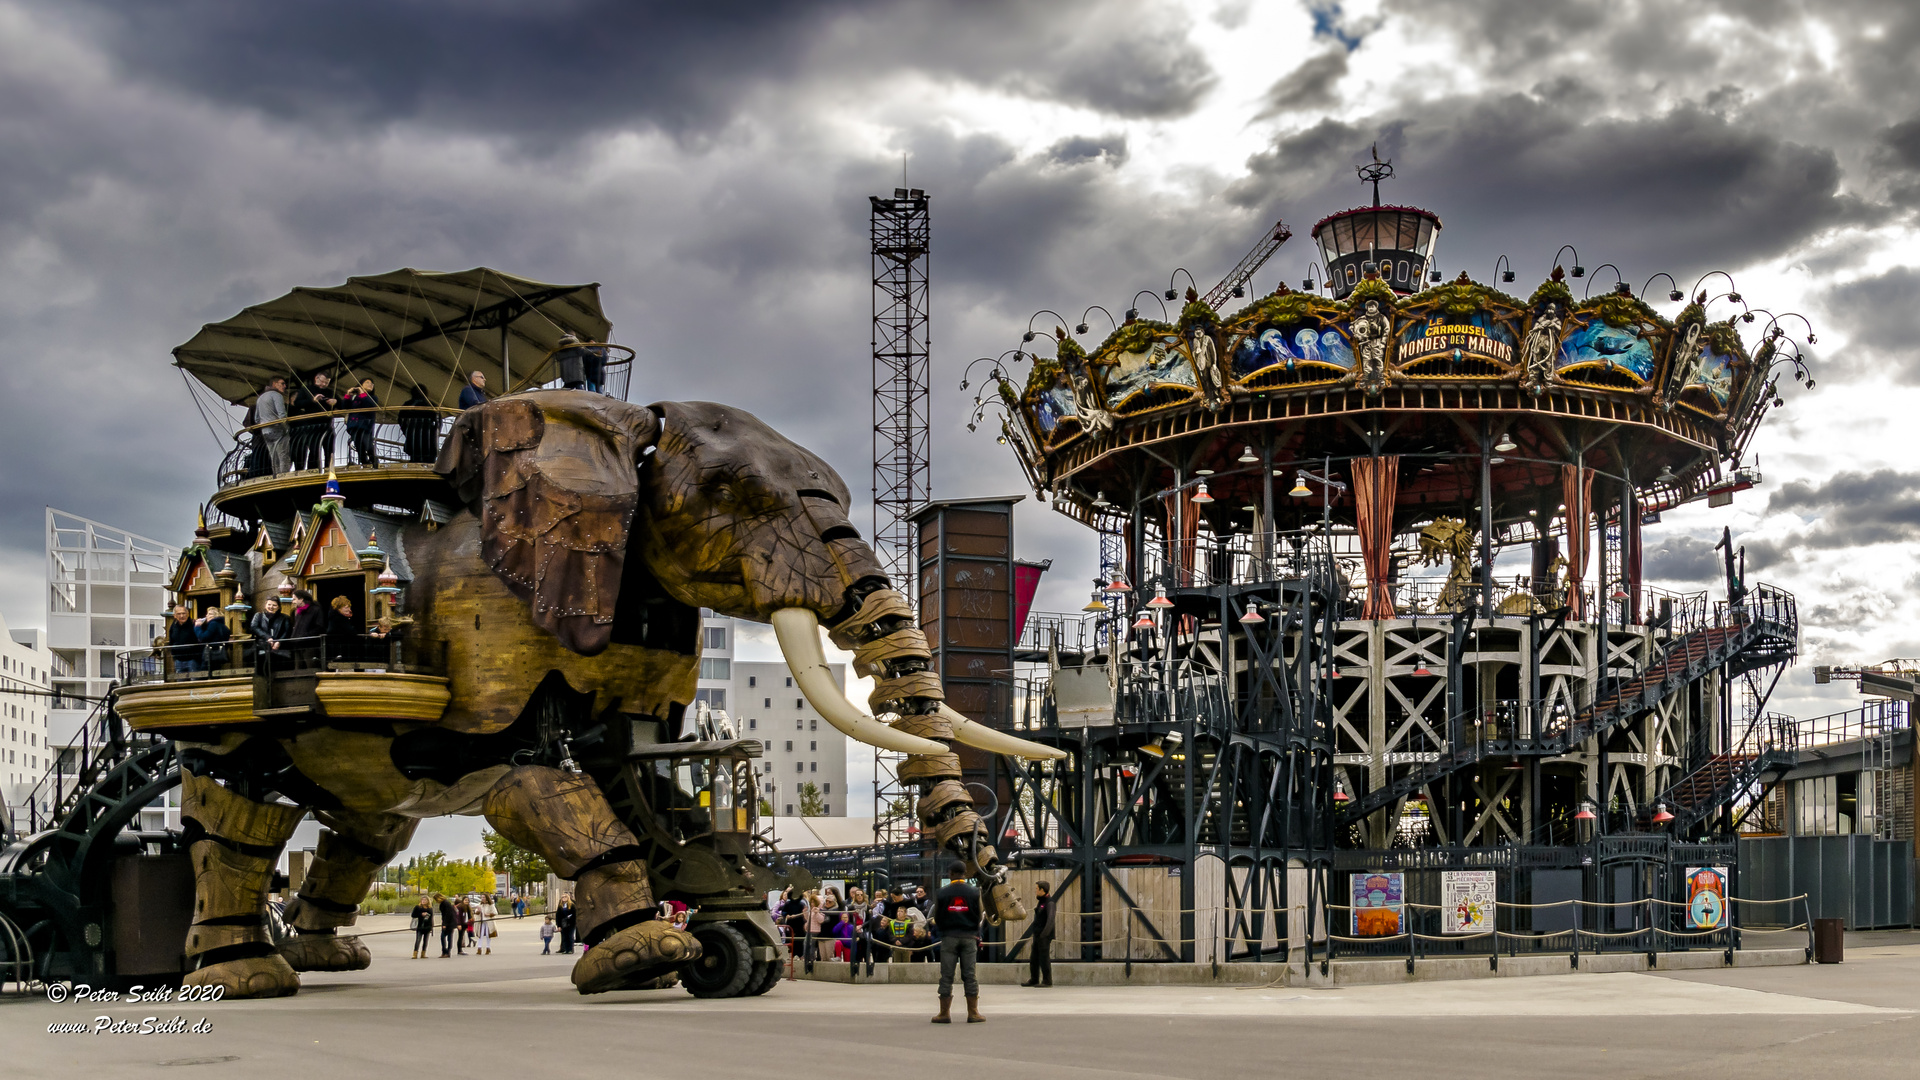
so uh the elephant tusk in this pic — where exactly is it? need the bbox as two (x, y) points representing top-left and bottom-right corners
(769, 608), (949, 756)
(938, 704), (1068, 761)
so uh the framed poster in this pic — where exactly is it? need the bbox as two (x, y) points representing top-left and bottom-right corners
(1686, 866), (1728, 930)
(1351, 872), (1404, 937)
(1442, 870), (1496, 934)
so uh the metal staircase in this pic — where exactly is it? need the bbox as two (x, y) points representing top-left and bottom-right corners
(1340, 584), (1798, 825)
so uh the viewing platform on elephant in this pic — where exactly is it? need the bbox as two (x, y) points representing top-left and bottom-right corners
(113, 633), (452, 731)
(208, 405), (466, 521)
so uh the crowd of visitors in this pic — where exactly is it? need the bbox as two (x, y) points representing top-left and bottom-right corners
(233, 343), (617, 483)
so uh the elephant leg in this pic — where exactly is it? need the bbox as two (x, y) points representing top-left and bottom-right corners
(481, 765), (700, 994)
(179, 771), (307, 998)
(279, 810), (417, 972)
(831, 586), (1028, 922)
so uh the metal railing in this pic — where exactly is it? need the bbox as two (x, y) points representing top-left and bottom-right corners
(216, 405), (465, 488)
(1779, 699), (1909, 752)
(119, 631), (433, 685)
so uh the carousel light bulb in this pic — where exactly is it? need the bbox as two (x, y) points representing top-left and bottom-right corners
(1289, 475), (1312, 498)
(1147, 586), (1174, 609)
(1494, 432), (1516, 453)
(1190, 482), (1213, 504)
(1075, 322), (1089, 334)
(1238, 445), (1259, 464)
(1092, 491), (1113, 509)
(1083, 592), (1109, 613)
(1132, 612), (1154, 630)
(1239, 603), (1264, 625)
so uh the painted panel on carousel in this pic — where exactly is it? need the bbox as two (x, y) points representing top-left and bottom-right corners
(1552, 289), (1667, 393)
(1392, 276), (1523, 380)
(1090, 321), (1200, 416)
(1668, 318), (1747, 419)
(1223, 290), (1353, 391)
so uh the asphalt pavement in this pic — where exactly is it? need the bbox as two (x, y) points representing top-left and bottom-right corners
(5, 913), (1916, 1079)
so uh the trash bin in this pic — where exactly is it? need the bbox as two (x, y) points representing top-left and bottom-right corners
(1812, 918), (1844, 964)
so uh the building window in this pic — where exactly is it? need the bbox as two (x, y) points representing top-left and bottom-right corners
(785, 804), (794, 816)
(747, 718), (757, 730)
(824, 783), (831, 794)
(764, 698), (771, 708)
(824, 804), (831, 814)
(694, 688), (726, 710)
(748, 676), (756, 687)
(810, 761), (817, 773)
(698, 657), (730, 680)
(795, 719), (802, 730)
(704, 626), (727, 651)
(809, 718), (817, 731)
(784, 741), (792, 752)
(785, 677), (793, 687)
(795, 762), (803, 774)
(809, 741), (816, 751)
(795, 698), (804, 709)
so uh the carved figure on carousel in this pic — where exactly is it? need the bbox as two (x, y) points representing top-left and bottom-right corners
(1187, 323), (1229, 411)
(1056, 329), (1114, 435)
(1348, 299), (1392, 396)
(1417, 516), (1477, 613)
(1521, 301), (1564, 396)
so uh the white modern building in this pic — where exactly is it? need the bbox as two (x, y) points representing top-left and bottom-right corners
(45, 508), (180, 831)
(0, 611), (51, 833)
(696, 611), (849, 818)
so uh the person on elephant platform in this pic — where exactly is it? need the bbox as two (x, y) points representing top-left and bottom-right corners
(341, 377), (380, 466)
(324, 595), (361, 663)
(458, 370), (489, 410)
(288, 589), (325, 664)
(250, 596), (291, 658)
(196, 611), (233, 671)
(167, 605), (204, 674)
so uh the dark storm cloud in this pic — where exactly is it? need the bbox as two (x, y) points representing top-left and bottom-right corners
(1821, 266), (1920, 382)
(1642, 533), (1721, 583)
(1255, 50), (1348, 119)
(1233, 94), (1859, 291)
(1742, 469), (1920, 569)
(45, 0), (1216, 142)
(1046, 134), (1130, 168)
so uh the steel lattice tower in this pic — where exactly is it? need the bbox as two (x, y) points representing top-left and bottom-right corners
(870, 188), (931, 601)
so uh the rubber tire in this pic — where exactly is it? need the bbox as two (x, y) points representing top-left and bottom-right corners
(746, 954), (782, 996)
(682, 922), (754, 998)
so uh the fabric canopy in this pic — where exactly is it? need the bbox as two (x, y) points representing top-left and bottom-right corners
(171, 267), (611, 409)
(1353, 455), (1399, 619)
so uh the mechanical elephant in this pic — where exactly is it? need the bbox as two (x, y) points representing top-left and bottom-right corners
(173, 390), (1062, 998)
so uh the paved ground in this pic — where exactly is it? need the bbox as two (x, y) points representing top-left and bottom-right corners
(5, 914), (1917, 1078)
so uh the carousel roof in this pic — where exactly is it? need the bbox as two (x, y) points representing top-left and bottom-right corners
(171, 267), (611, 409)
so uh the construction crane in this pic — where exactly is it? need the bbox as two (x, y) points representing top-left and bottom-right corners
(1814, 659), (1920, 700)
(1202, 220), (1292, 310)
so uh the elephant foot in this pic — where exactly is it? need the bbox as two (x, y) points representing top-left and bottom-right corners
(984, 879), (1029, 923)
(572, 920), (701, 995)
(279, 931), (372, 972)
(185, 953), (301, 998)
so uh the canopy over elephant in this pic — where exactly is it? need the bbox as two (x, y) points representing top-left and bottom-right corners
(172, 390), (1062, 998)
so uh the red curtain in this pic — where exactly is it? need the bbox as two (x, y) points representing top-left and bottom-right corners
(1164, 488), (1201, 588)
(1353, 455), (1400, 619)
(1561, 465), (1594, 619)
(1625, 487), (1642, 625)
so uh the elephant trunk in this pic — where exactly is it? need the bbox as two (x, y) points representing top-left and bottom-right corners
(771, 589), (1063, 923)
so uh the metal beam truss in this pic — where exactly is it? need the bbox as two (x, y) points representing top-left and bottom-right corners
(870, 191), (931, 601)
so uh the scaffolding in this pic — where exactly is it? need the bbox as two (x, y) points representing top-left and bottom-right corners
(870, 189), (931, 602)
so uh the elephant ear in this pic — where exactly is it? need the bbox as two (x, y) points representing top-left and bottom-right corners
(435, 391), (660, 655)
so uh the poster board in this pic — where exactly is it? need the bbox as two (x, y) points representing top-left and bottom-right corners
(1351, 872), (1404, 937)
(1685, 866), (1728, 930)
(1442, 870), (1497, 934)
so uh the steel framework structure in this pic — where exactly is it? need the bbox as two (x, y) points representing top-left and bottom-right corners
(870, 189), (931, 601)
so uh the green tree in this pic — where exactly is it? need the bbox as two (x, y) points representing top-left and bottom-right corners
(406, 851), (497, 896)
(798, 782), (826, 817)
(759, 798), (775, 817)
(481, 830), (551, 887)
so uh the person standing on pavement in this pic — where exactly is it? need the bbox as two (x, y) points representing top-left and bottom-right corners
(931, 863), (985, 1024)
(1022, 879), (1055, 987)
(436, 893), (457, 957)
(555, 895), (577, 953)
(540, 914), (556, 954)
(410, 894), (434, 959)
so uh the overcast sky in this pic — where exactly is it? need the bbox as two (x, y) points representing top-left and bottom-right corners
(3, 1), (1917, 847)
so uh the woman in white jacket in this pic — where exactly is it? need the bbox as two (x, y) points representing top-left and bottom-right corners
(474, 895), (497, 955)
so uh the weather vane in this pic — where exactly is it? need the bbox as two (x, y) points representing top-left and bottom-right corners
(1357, 143), (1393, 207)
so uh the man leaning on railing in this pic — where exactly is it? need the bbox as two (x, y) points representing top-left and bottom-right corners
(256, 375), (292, 475)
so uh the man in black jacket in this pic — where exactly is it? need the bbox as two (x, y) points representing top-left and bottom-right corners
(931, 863), (984, 1024)
(167, 605), (204, 674)
(436, 893), (457, 957)
(1023, 879), (1055, 987)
